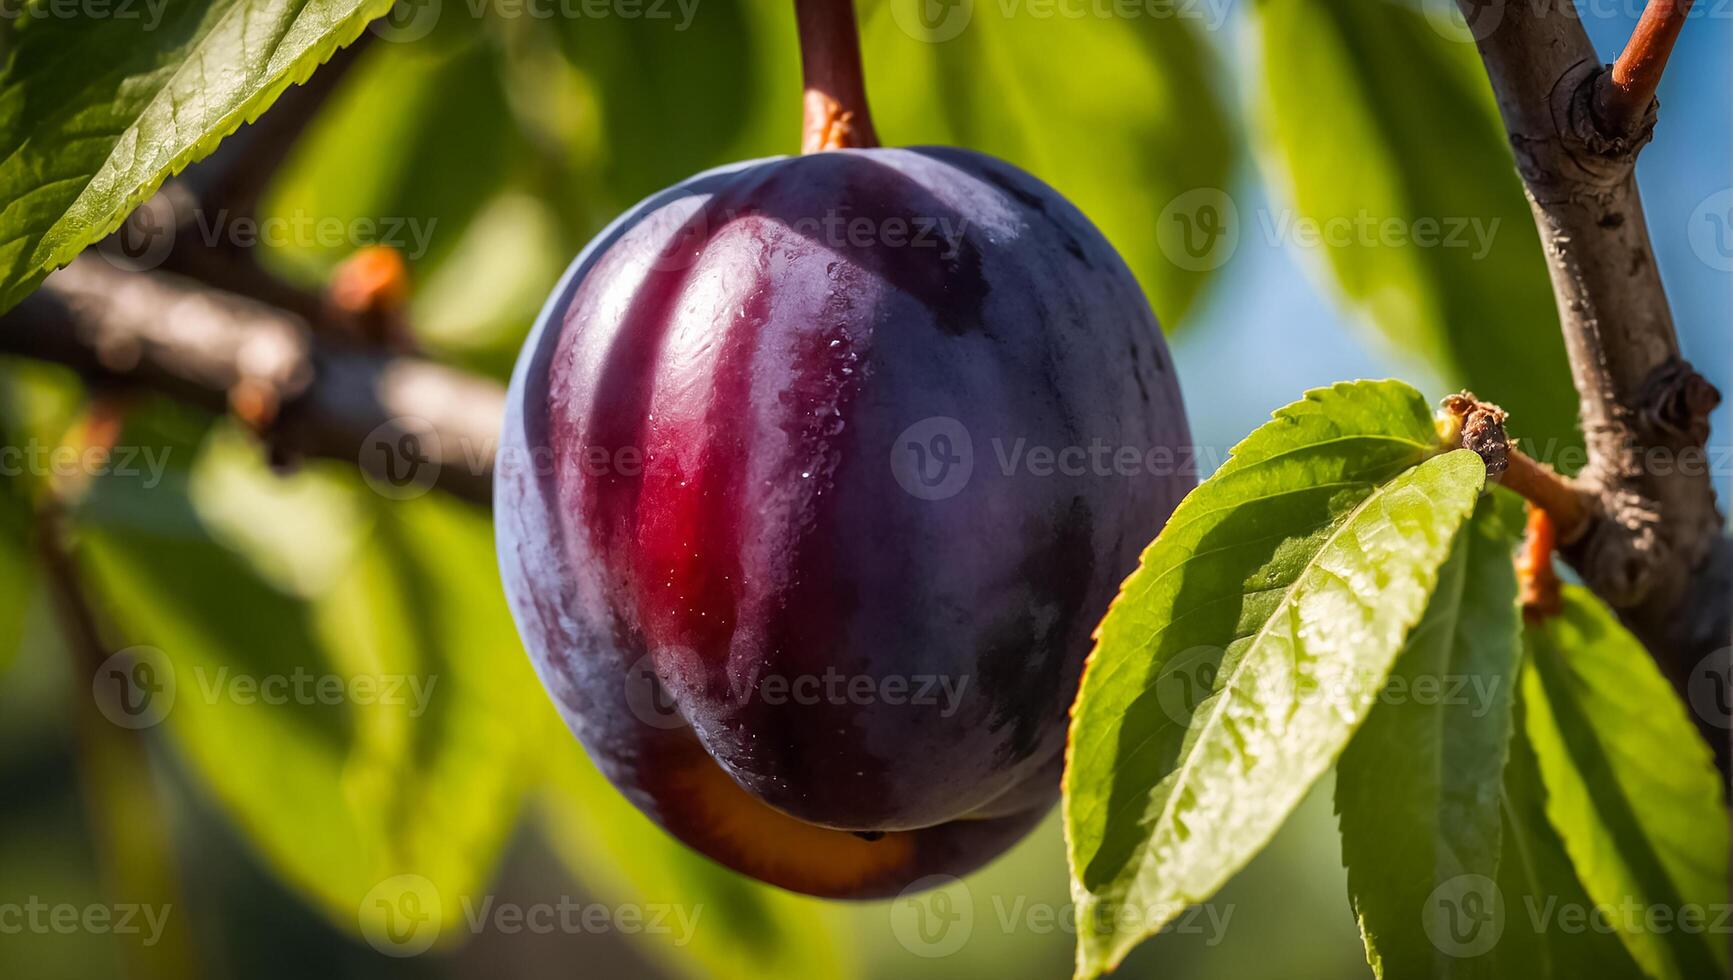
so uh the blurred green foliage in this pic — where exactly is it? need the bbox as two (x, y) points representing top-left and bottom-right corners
(0, 0), (1630, 977)
(1253, 0), (1579, 453)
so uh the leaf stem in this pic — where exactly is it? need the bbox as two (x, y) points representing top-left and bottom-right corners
(1500, 451), (1591, 544)
(1594, 0), (1695, 137)
(1518, 505), (1565, 622)
(795, 0), (879, 153)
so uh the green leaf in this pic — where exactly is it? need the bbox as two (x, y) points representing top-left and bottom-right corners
(1336, 494), (1521, 977)
(79, 469), (544, 943)
(1520, 586), (1730, 980)
(1252, 0), (1578, 453)
(859, 0), (1235, 328)
(1064, 380), (1487, 979)
(542, 740), (853, 980)
(556, 0), (772, 211)
(1494, 696), (1647, 979)
(260, 30), (519, 286)
(0, 0), (393, 312)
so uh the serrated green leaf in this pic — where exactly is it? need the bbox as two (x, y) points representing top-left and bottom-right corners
(79, 468), (543, 943)
(1493, 695), (1647, 979)
(542, 740), (853, 980)
(1252, 0), (1578, 452)
(1336, 495), (1521, 977)
(1064, 380), (1488, 979)
(860, 0), (1235, 328)
(0, 0), (393, 313)
(1521, 586), (1730, 980)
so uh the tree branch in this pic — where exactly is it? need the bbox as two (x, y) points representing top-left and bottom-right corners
(1456, 0), (1727, 768)
(0, 258), (503, 505)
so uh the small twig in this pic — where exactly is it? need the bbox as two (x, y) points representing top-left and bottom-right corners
(35, 505), (111, 674)
(795, 0), (879, 153)
(1500, 453), (1590, 545)
(1594, 0), (1696, 138)
(1439, 392), (1592, 541)
(325, 244), (418, 353)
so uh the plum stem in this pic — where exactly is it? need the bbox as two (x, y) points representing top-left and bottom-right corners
(795, 0), (879, 153)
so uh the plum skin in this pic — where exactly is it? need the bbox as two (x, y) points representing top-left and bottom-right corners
(495, 146), (1192, 898)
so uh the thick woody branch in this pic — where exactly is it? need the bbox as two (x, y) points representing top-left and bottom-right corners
(1456, 0), (1726, 765)
(0, 258), (503, 505)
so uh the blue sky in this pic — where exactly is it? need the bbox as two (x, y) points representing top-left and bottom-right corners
(1176, 4), (1731, 501)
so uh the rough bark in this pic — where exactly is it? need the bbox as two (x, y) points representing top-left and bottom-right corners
(0, 258), (502, 504)
(1457, 0), (1728, 769)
